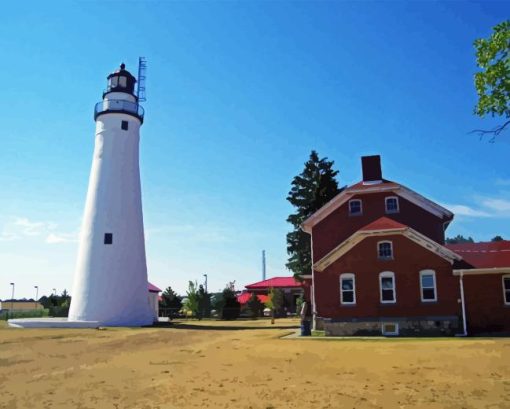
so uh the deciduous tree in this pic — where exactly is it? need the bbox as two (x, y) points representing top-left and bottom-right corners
(473, 20), (510, 140)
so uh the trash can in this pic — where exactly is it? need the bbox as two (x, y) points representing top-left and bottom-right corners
(301, 319), (311, 336)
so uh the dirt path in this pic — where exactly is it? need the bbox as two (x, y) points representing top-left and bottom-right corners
(0, 319), (509, 408)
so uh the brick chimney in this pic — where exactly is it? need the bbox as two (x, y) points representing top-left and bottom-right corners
(361, 155), (382, 182)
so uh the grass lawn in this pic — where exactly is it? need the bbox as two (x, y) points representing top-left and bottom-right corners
(1, 317), (509, 409)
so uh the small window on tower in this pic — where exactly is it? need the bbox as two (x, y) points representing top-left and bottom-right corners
(104, 233), (113, 245)
(121, 121), (129, 130)
(118, 76), (127, 88)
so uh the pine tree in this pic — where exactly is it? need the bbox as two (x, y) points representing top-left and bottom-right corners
(286, 150), (341, 277)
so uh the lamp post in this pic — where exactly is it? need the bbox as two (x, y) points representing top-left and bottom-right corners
(203, 274), (208, 293)
(34, 286), (39, 310)
(9, 283), (15, 317)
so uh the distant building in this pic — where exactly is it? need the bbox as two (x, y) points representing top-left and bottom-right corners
(147, 282), (161, 321)
(0, 300), (44, 312)
(301, 155), (510, 336)
(241, 277), (304, 314)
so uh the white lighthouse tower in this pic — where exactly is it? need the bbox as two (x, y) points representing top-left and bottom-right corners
(67, 63), (153, 326)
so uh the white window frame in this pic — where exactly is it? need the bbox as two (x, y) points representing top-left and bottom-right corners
(385, 196), (400, 214)
(378, 240), (393, 260)
(340, 273), (356, 305)
(420, 270), (437, 302)
(503, 275), (510, 306)
(379, 271), (396, 303)
(348, 199), (362, 216)
(381, 322), (399, 336)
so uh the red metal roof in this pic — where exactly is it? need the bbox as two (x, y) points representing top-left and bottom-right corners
(148, 282), (162, 293)
(359, 216), (408, 232)
(245, 276), (302, 289)
(236, 292), (269, 305)
(446, 241), (510, 269)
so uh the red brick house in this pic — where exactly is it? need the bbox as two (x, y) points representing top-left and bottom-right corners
(301, 155), (510, 336)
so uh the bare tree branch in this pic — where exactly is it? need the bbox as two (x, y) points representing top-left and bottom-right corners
(470, 119), (510, 143)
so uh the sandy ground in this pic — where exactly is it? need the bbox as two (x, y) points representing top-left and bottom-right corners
(0, 318), (509, 409)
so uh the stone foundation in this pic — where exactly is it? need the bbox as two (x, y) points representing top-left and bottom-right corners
(323, 317), (460, 336)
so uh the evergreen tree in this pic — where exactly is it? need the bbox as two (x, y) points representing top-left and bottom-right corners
(221, 281), (240, 320)
(491, 235), (504, 242)
(197, 284), (211, 319)
(246, 293), (263, 319)
(160, 286), (182, 308)
(446, 235), (475, 244)
(286, 150), (341, 277)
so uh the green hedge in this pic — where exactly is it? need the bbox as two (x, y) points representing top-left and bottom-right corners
(0, 309), (49, 320)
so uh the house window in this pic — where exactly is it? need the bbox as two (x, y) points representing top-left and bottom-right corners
(380, 271), (396, 303)
(104, 233), (113, 245)
(381, 322), (399, 336)
(378, 241), (393, 259)
(340, 273), (356, 305)
(503, 275), (510, 305)
(420, 270), (437, 302)
(385, 196), (399, 214)
(121, 120), (129, 130)
(348, 199), (362, 216)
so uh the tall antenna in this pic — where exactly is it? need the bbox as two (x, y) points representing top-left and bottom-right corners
(262, 250), (266, 281)
(137, 57), (147, 102)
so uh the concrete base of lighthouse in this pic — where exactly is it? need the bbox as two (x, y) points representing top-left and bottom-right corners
(7, 318), (101, 328)
(7, 317), (157, 328)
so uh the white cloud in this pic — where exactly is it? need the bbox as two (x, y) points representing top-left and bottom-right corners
(0, 217), (77, 244)
(45, 233), (78, 244)
(440, 204), (491, 218)
(442, 195), (510, 219)
(481, 198), (510, 213)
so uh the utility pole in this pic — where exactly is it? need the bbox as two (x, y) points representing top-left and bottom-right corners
(34, 286), (39, 310)
(9, 283), (15, 316)
(203, 273), (208, 293)
(262, 250), (266, 281)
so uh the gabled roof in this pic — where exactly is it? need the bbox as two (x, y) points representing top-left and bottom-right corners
(302, 180), (453, 233)
(359, 217), (407, 232)
(446, 241), (510, 269)
(148, 282), (162, 293)
(314, 217), (461, 272)
(245, 276), (302, 289)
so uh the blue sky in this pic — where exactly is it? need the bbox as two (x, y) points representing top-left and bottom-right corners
(1, 1), (509, 300)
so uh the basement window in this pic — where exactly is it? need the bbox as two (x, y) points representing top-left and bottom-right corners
(381, 322), (399, 336)
(121, 120), (129, 130)
(104, 233), (113, 245)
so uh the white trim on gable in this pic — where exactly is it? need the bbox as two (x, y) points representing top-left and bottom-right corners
(301, 182), (453, 233)
(314, 225), (461, 272)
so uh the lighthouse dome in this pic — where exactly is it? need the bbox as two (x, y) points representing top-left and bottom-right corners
(104, 63), (137, 97)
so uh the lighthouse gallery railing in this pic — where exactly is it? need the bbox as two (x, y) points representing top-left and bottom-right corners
(94, 99), (145, 123)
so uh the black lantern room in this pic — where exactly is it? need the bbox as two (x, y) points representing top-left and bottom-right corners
(104, 63), (137, 97)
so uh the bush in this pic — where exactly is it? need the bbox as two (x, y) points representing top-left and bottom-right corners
(0, 309), (49, 320)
